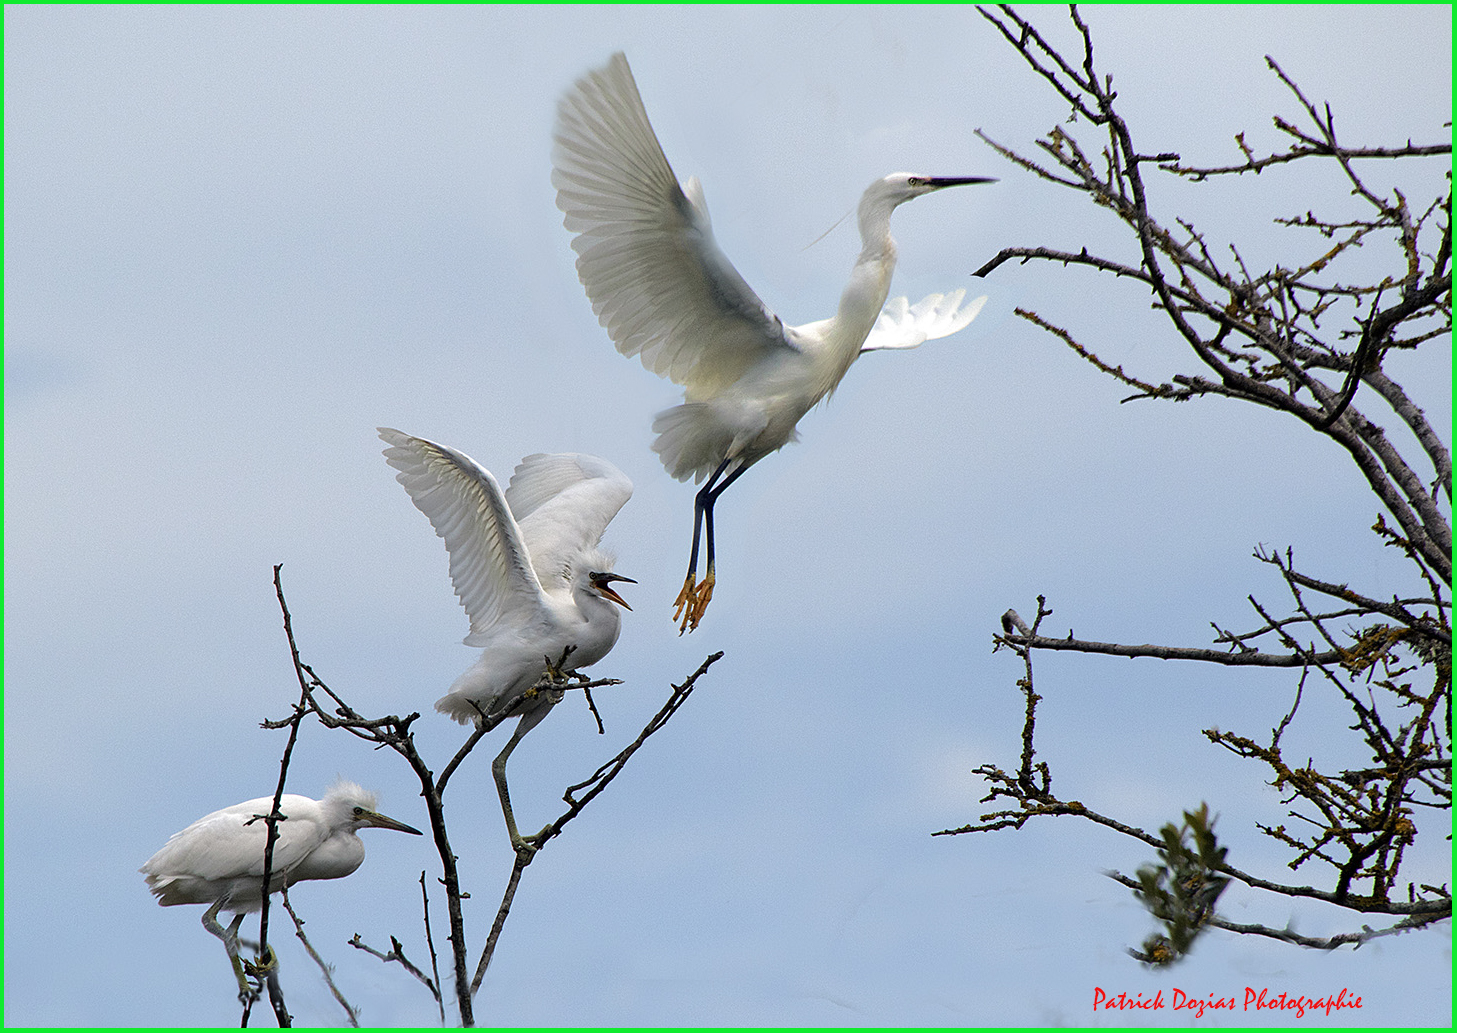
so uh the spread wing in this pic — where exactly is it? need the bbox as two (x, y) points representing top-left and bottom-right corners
(859, 288), (988, 352)
(506, 453), (632, 590)
(553, 52), (796, 398)
(379, 428), (545, 646)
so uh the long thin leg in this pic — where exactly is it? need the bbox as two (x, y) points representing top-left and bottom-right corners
(673, 457), (734, 632)
(492, 705), (553, 853)
(683, 461), (751, 632)
(202, 901), (254, 1003)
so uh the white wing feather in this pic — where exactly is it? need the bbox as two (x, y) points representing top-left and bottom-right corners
(505, 453), (633, 591)
(552, 51), (794, 397)
(859, 288), (988, 352)
(141, 794), (326, 885)
(379, 428), (544, 646)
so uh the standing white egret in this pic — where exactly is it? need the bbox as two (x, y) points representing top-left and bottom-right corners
(553, 52), (993, 632)
(379, 428), (634, 849)
(140, 781), (421, 999)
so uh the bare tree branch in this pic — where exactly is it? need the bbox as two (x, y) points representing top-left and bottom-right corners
(282, 888), (359, 1027)
(468, 652), (724, 997)
(957, 5), (1451, 965)
(347, 932), (439, 1008)
(270, 565), (722, 1023)
(975, 6), (1452, 584)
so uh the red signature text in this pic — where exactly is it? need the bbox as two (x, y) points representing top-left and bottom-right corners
(1094, 986), (1363, 1019)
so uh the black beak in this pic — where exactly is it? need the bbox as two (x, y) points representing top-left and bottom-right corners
(590, 572), (637, 611)
(925, 176), (997, 188)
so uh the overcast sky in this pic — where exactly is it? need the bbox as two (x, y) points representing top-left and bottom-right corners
(5, 5), (1451, 1026)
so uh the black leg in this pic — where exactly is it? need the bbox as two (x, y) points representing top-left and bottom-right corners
(686, 464), (723, 585)
(703, 462), (751, 583)
(675, 457), (734, 632)
(676, 458), (750, 633)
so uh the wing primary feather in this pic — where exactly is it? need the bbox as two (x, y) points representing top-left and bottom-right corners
(859, 288), (988, 353)
(552, 52), (794, 396)
(379, 428), (544, 640)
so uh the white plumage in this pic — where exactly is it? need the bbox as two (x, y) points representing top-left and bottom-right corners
(381, 429), (635, 851)
(553, 52), (992, 631)
(140, 781), (420, 998)
(141, 781), (420, 911)
(379, 428), (634, 727)
(861, 289), (988, 352)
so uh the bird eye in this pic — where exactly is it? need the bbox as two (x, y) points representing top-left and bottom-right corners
(353, 806), (364, 816)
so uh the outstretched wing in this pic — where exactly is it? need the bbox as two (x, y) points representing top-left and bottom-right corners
(859, 288), (988, 352)
(506, 453), (632, 590)
(379, 428), (544, 646)
(553, 52), (795, 398)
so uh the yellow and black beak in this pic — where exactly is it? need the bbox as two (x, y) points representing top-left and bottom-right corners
(589, 571), (637, 611)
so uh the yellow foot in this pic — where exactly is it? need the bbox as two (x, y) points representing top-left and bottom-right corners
(244, 945), (278, 979)
(672, 572), (699, 634)
(685, 569), (715, 632)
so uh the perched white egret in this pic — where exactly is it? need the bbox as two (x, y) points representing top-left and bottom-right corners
(553, 52), (993, 632)
(140, 781), (421, 999)
(379, 428), (634, 848)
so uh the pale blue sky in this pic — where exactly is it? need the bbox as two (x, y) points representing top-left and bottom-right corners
(5, 5), (1451, 1025)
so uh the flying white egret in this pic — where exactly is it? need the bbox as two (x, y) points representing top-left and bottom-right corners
(140, 781), (421, 999)
(379, 428), (634, 849)
(553, 52), (993, 632)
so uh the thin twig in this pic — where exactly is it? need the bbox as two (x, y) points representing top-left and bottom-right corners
(347, 933), (439, 1004)
(281, 887), (359, 1027)
(468, 652), (725, 997)
(271, 566), (475, 1026)
(420, 872), (445, 1024)
(960, 1), (1452, 966)
(470, 854), (529, 998)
